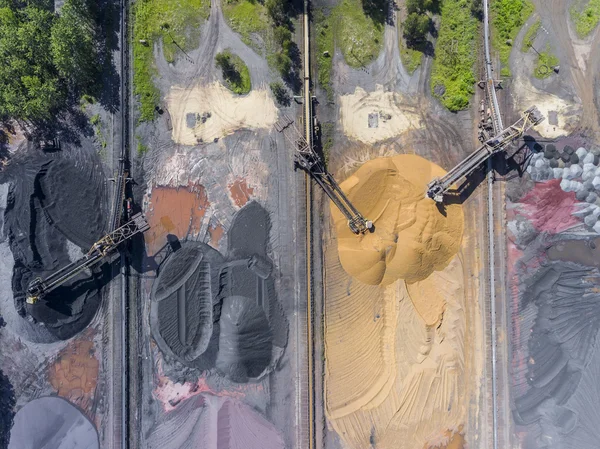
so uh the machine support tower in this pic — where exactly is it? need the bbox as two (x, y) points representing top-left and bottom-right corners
(275, 114), (373, 234)
(426, 106), (545, 202)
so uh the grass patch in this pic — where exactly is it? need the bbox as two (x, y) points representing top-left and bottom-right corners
(315, 9), (334, 100)
(215, 50), (252, 95)
(430, 0), (478, 112)
(521, 19), (540, 52)
(399, 38), (423, 74)
(490, 0), (534, 76)
(133, 0), (210, 121)
(320, 122), (335, 167)
(570, 0), (600, 37)
(332, 0), (385, 68)
(222, 0), (270, 51)
(90, 113), (101, 126)
(534, 45), (559, 79)
(137, 142), (149, 155)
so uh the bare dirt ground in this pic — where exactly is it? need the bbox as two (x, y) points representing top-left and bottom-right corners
(509, 0), (600, 138)
(314, 3), (487, 449)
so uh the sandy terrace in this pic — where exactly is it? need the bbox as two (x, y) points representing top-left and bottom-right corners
(512, 74), (580, 138)
(166, 81), (278, 145)
(339, 85), (423, 144)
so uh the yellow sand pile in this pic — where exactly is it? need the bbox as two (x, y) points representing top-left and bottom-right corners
(325, 253), (469, 449)
(331, 154), (463, 286)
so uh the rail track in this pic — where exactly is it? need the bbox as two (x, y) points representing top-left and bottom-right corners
(302, 1), (316, 448)
(482, 1), (506, 449)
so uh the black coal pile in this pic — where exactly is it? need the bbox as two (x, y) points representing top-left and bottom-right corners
(1, 146), (107, 342)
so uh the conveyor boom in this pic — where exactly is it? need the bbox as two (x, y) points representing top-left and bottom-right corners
(26, 213), (150, 304)
(275, 115), (372, 234)
(426, 106), (544, 202)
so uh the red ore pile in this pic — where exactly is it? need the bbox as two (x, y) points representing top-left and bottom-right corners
(519, 179), (580, 234)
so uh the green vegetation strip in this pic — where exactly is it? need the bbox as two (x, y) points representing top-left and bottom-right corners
(430, 0), (478, 112)
(314, 0), (384, 98)
(133, 0), (209, 121)
(521, 19), (540, 52)
(490, 0), (534, 76)
(534, 46), (559, 79)
(571, 0), (600, 37)
(315, 9), (334, 99)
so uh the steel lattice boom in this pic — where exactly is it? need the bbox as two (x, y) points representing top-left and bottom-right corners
(426, 106), (545, 202)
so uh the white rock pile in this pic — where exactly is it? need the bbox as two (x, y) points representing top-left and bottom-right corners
(527, 145), (600, 232)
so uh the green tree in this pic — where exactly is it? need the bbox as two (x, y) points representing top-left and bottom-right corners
(50, 0), (101, 90)
(0, 5), (64, 122)
(406, 0), (421, 14)
(266, 0), (287, 26)
(269, 81), (290, 106)
(403, 12), (430, 44)
(215, 51), (241, 85)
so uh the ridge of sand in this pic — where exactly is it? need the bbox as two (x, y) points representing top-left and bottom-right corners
(325, 255), (468, 449)
(339, 85), (422, 144)
(166, 81), (278, 145)
(331, 154), (463, 285)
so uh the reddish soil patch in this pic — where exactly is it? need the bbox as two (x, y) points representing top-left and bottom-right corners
(228, 178), (254, 208)
(145, 183), (210, 256)
(49, 337), (99, 415)
(519, 179), (580, 234)
(208, 223), (225, 249)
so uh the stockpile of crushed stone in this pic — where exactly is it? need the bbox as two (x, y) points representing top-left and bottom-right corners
(0, 148), (107, 342)
(152, 242), (224, 366)
(151, 202), (288, 383)
(8, 396), (99, 449)
(527, 145), (600, 232)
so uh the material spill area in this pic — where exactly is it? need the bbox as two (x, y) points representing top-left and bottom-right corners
(147, 200), (289, 447)
(324, 154), (472, 449)
(507, 138), (600, 448)
(144, 183), (211, 256)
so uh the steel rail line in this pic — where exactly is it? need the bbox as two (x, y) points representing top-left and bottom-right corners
(483, 1), (502, 448)
(302, 1), (316, 448)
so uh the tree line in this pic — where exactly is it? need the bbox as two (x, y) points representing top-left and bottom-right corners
(0, 0), (104, 125)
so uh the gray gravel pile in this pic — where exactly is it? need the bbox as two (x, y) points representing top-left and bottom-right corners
(151, 202), (288, 383)
(527, 145), (600, 232)
(8, 396), (99, 449)
(514, 262), (600, 448)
